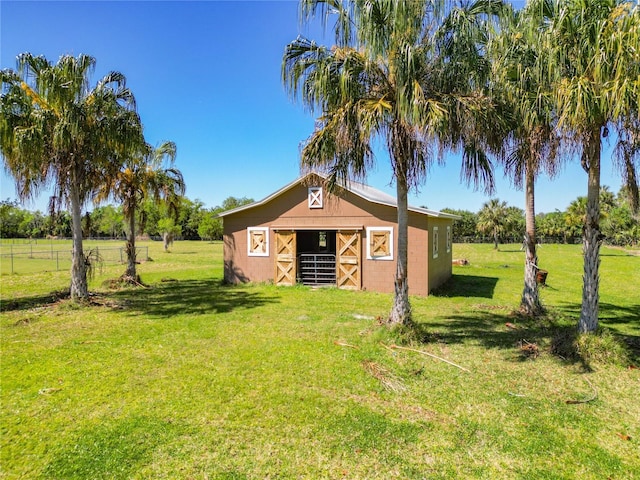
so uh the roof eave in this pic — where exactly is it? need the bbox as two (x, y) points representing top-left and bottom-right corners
(215, 174), (310, 218)
(409, 206), (461, 220)
(216, 172), (460, 220)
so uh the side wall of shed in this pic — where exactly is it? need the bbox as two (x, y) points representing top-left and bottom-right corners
(426, 216), (454, 292)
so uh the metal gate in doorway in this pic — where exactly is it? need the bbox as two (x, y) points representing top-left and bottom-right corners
(298, 253), (336, 286)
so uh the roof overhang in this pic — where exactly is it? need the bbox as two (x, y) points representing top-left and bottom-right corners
(216, 172), (461, 220)
(270, 225), (364, 231)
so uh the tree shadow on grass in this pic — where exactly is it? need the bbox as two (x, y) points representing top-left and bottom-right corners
(112, 278), (280, 319)
(430, 273), (499, 299)
(427, 272), (639, 363)
(553, 301), (640, 362)
(422, 302), (640, 367)
(426, 310), (530, 350)
(0, 278), (279, 320)
(0, 289), (69, 312)
(554, 302), (640, 329)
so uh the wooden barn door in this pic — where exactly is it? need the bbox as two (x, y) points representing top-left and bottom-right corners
(275, 230), (296, 286)
(336, 230), (361, 290)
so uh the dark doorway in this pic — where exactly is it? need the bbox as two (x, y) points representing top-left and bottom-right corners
(296, 230), (336, 254)
(296, 230), (337, 286)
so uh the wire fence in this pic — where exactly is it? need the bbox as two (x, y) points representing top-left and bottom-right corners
(0, 245), (149, 275)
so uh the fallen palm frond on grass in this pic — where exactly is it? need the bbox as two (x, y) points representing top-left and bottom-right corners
(102, 275), (148, 290)
(565, 377), (598, 405)
(519, 339), (540, 359)
(85, 295), (126, 310)
(118, 274), (148, 288)
(382, 342), (471, 373)
(362, 360), (407, 393)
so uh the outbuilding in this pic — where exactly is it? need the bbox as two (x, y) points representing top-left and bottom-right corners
(218, 173), (458, 296)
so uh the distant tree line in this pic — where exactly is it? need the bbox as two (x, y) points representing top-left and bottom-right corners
(0, 196), (254, 242)
(4, 185), (637, 246)
(443, 186), (639, 247)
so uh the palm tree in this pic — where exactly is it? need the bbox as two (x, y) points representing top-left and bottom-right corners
(0, 53), (142, 301)
(488, 0), (561, 315)
(565, 196), (587, 240)
(549, 0), (640, 332)
(565, 188), (619, 241)
(283, 0), (499, 325)
(477, 199), (509, 249)
(96, 141), (185, 281)
(614, 120), (640, 214)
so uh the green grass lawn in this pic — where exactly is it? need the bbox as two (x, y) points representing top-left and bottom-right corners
(1, 241), (639, 479)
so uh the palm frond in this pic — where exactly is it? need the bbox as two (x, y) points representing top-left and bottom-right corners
(460, 142), (495, 195)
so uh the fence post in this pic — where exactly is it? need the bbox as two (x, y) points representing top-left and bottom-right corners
(56, 251), (59, 271)
(120, 247), (123, 263)
(11, 252), (14, 274)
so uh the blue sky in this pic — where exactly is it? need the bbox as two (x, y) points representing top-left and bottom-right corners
(0, 0), (624, 214)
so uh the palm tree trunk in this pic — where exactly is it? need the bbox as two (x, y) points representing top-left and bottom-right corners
(69, 182), (88, 301)
(124, 205), (137, 279)
(521, 162), (542, 315)
(388, 173), (411, 326)
(493, 228), (499, 250)
(579, 129), (601, 333)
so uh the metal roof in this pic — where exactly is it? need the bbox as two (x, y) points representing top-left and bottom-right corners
(216, 172), (460, 220)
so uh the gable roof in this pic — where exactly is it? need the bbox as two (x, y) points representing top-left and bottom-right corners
(217, 172), (460, 220)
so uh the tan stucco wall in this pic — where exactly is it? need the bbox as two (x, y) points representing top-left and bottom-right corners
(223, 182), (453, 296)
(425, 216), (455, 292)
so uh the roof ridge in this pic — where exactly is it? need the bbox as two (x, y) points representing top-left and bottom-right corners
(216, 172), (460, 220)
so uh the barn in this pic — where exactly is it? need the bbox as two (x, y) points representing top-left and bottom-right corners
(218, 173), (458, 296)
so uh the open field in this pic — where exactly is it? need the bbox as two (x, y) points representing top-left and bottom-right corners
(0, 239), (149, 275)
(1, 241), (639, 479)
